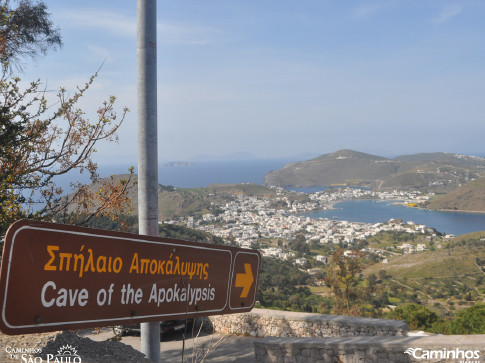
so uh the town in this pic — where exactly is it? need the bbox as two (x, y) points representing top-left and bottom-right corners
(164, 187), (441, 267)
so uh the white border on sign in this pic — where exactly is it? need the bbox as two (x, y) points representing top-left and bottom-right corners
(2, 224), (234, 330)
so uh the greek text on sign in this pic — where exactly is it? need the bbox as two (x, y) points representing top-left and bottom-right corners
(0, 220), (260, 335)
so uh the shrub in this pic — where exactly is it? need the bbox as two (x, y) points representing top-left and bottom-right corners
(450, 303), (485, 334)
(388, 303), (441, 330)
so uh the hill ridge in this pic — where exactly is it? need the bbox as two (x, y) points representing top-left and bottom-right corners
(264, 149), (485, 195)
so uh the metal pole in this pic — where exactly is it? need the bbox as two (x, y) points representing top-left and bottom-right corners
(137, 0), (160, 362)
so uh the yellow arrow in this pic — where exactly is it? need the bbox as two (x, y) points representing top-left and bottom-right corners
(235, 263), (254, 298)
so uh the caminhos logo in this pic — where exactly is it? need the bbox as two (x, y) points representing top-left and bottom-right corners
(404, 347), (481, 362)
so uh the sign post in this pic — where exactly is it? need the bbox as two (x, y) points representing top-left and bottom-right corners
(0, 220), (260, 335)
(137, 0), (159, 360)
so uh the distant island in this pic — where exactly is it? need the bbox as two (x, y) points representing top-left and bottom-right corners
(162, 161), (195, 168)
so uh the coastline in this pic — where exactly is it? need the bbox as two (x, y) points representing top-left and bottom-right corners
(400, 202), (485, 215)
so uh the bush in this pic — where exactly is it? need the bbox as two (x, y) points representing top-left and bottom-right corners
(388, 303), (441, 330)
(450, 303), (485, 334)
(430, 319), (453, 335)
(388, 296), (401, 304)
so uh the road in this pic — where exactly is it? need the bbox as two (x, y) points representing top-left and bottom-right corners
(84, 327), (257, 362)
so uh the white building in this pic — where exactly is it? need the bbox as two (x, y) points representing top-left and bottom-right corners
(295, 257), (308, 266)
(316, 255), (328, 264)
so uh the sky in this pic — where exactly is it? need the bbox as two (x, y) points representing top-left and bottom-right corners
(20, 0), (485, 163)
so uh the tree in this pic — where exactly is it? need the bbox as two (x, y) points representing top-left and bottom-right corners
(289, 233), (310, 257)
(0, 0), (62, 71)
(324, 248), (366, 315)
(0, 1), (133, 236)
(379, 269), (390, 281)
(476, 275), (484, 287)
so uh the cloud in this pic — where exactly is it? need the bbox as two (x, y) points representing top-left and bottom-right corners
(59, 10), (137, 38)
(59, 9), (222, 45)
(85, 43), (114, 63)
(158, 22), (222, 46)
(351, 3), (386, 19)
(432, 4), (463, 24)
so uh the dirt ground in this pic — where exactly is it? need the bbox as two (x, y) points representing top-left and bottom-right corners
(0, 327), (257, 362)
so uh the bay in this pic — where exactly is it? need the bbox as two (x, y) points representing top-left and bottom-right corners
(300, 200), (485, 236)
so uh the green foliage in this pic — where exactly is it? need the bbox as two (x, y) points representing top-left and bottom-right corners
(388, 303), (440, 330)
(289, 233), (310, 257)
(324, 249), (368, 315)
(81, 214), (137, 233)
(0, 0), (62, 71)
(81, 215), (225, 245)
(449, 303), (485, 334)
(388, 230), (417, 243)
(258, 257), (310, 291)
(158, 223), (225, 245)
(256, 257), (322, 312)
(362, 232), (485, 327)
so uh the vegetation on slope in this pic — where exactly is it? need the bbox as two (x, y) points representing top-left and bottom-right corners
(256, 257), (320, 313)
(424, 177), (485, 212)
(360, 232), (485, 332)
(81, 215), (225, 245)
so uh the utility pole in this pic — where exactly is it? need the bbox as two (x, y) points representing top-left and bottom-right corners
(137, 0), (160, 362)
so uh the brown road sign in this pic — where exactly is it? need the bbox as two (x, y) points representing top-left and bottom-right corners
(0, 220), (260, 335)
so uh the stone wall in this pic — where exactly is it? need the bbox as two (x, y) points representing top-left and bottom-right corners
(209, 309), (484, 362)
(254, 335), (485, 363)
(209, 308), (408, 338)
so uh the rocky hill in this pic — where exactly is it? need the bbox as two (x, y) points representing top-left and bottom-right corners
(263, 149), (485, 193)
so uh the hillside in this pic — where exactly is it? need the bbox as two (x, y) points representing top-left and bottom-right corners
(364, 243), (485, 280)
(263, 149), (398, 188)
(263, 149), (485, 193)
(81, 214), (226, 245)
(77, 175), (213, 221)
(363, 232), (485, 313)
(153, 183), (285, 221)
(424, 178), (485, 212)
(394, 152), (485, 167)
(69, 176), (289, 221)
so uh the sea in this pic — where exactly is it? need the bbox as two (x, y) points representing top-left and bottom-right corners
(299, 200), (485, 236)
(92, 159), (289, 188)
(63, 159), (485, 236)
